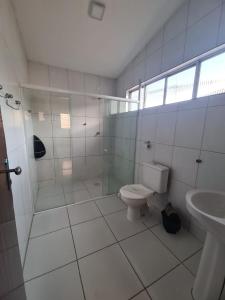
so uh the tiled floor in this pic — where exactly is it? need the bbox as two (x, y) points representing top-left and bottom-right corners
(25, 195), (203, 300)
(35, 177), (110, 212)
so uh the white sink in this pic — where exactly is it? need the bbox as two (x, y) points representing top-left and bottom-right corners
(186, 189), (225, 300)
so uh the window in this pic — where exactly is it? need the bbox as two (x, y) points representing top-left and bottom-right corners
(110, 101), (118, 114)
(197, 52), (225, 97)
(126, 48), (225, 111)
(128, 89), (139, 111)
(166, 67), (196, 104)
(145, 79), (165, 108)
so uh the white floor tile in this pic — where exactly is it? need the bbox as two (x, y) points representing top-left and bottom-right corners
(132, 291), (151, 300)
(35, 194), (65, 212)
(120, 231), (179, 286)
(31, 207), (69, 238)
(72, 217), (116, 258)
(63, 181), (86, 193)
(148, 265), (194, 300)
(105, 210), (147, 240)
(24, 228), (76, 281)
(184, 250), (202, 276)
(142, 208), (161, 228)
(65, 189), (92, 204)
(38, 184), (63, 198)
(151, 225), (202, 261)
(79, 244), (142, 300)
(67, 202), (101, 225)
(25, 263), (84, 300)
(96, 195), (126, 215)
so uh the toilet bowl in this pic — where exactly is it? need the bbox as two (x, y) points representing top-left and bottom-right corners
(120, 163), (169, 221)
(120, 184), (154, 221)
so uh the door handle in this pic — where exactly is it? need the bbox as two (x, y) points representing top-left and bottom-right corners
(0, 166), (22, 175)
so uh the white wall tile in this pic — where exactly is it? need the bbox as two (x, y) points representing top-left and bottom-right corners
(28, 61), (49, 87)
(218, 3), (225, 45)
(71, 138), (85, 157)
(52, 115), (71, 138)
(154, 143), (173, 167)
(86, 137), (102, 155)
(156, 112), (177, 145)
(53, 138), (71, 158)
(33, 113), (52, 138)
(169, 180), (192, 227)
(164, 3), (188, 43)
(68, 70), (84, 92)
(188, 0), (221, 27)
(184, 8), (220, 60)
(70, 95), (86, 116)
(36, 159), (55, 182)
(202, 106), (225, 153)
(139, 114), (157, 142)
(49, 66), (68, 89)
(84, 74), (100, 94)
(174, 109), (206, 149)
(197, 151), (225, 191)
(172, 147), (200, 186)
(71, 117), (85, 137)
(54, 158), (73, 179)
(39, 137), (53, 160)
(86, 97), (100, 117)
(146, 29), (163, 57)
(145, 49), (162, 80)
(161, 33), (185, 71)
(51, 97), (70, 115)
(30, 93), (51, 114)
(85, 117), (100, 137)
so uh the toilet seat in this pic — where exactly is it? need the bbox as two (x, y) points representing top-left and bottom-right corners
(120, 184), (154, 200)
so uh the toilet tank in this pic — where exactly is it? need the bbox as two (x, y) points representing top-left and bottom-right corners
(142, 163), (169, 193)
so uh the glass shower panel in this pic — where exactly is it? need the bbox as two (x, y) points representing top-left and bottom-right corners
(23, 88), (138, 212)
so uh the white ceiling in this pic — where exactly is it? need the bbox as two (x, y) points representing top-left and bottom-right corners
(12, 0), (184, 78)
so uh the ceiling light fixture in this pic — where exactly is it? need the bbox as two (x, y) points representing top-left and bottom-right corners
(88, 1), (105, 21)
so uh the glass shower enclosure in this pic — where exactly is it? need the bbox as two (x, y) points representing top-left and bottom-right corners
(22, 87), (138, 212)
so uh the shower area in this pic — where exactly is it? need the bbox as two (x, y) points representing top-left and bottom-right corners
(22, 86), (139, 212)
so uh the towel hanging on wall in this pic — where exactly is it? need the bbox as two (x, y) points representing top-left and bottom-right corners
(33, 135), (46, 159)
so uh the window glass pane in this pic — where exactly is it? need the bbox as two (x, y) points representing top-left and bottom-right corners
(197, 52), (225, 97)
(145, 79), (165, 108)
(110, 101), (118, 114)
(129, 89), (139, 111)
(119, 101), (128, 113)
(166, 67), (196, 104)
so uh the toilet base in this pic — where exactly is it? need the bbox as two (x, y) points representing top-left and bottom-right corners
(127, 206), (141, 221)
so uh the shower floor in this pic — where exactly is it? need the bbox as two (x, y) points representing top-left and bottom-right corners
(35, 176), (120, 212)
(24, 195), (203, 300)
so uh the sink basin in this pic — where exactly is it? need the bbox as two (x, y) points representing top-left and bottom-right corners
(186, 189), (225, 300)
(186, 189), (225, 244)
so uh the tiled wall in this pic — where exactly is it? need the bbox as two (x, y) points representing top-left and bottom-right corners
(0, 0), (35, 264)
(116, 0), (225, 241)
(27, 62), (116, 185)
(116, 0), (225, 97)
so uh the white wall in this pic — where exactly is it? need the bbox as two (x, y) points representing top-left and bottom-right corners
(0, 0), (35, 264)
(27, 62), (116, 206)
(116, 0), (225, 241)
(116, 0), (225, 97)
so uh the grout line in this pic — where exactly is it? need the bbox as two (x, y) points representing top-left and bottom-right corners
(23, 212), (35, 270)
(66, 205), (86, 300)
(24, 259), (77, 284)
(95, 203), (147, 295)
(29, 225), (70, 240)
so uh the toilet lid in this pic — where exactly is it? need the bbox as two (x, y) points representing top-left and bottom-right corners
(120, 184), (154, 200)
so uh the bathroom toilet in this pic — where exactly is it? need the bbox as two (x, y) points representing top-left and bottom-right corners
(120, 163), (169, 221)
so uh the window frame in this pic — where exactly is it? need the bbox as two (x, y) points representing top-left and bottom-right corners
(126, 45), (225, 109)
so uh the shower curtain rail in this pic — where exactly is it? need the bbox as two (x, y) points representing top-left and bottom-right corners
(20, 83), (139, 104)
